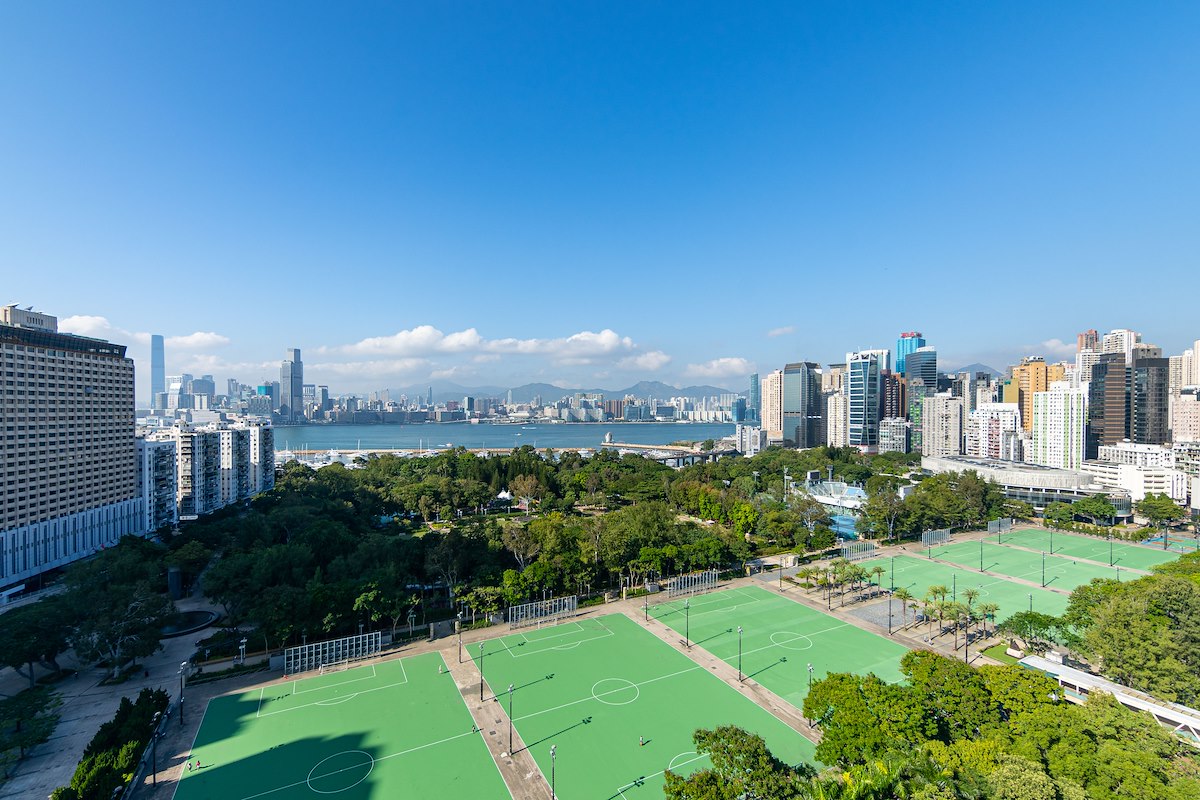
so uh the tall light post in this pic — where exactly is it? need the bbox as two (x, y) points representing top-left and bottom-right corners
(980, 539), (984, 572)
(478, 642), (485, 701)
(952, 574), (956, 602)
(644, 598), (649, 622)
(178, 662), (188, 727)
(890, 556), (895, 590)
(238, 637), (247, 665)
(887, 594), (893, 636)
(807, 662), (814, 690)
(1049, 528), (1054, 555)
(737, 626), (743, 682)
(1041, 551), (1046, 587)
(1109, 533), (1114, 566)
(150, 711), (161, 785)
(684, 599), (691, 648)
(778, 562), (783, 591)
(507, 684), (514, 754)
(457, 612), (464, 663)
(550, 744), (557, 799)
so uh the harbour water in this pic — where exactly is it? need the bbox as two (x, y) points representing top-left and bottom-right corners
(273, 421), (737, 453)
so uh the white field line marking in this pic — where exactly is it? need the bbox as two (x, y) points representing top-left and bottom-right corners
(256, 686), (265, 719)
(513, 665), (703, 723)
(233, 730), (477, 800)
(257, 676), (412, 718)
(499, 621), (615, 659)
(518, 620), (586, 644)
(615, 753), (708, 798)
(292, 663), (378, 695)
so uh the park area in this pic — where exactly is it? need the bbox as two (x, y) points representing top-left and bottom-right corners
(469, 612), (814, 800)
(866, 555), (1072, 619)
(174, 652), (511, 800)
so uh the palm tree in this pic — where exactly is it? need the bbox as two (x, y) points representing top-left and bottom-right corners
(978, 602), (1000, 638)
(869, 565), (885, 597)
(893, 587), (914, 627)
(961, 588), (980, 647)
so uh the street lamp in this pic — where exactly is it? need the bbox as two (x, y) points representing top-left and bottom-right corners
(408, 610), (416, 637)
(457, 612), (464, 663)
(1109, 533), (1114, 566)
(1049, 528), (1054, 555)
(980, 539), (984, 572)
(550, 745), (557, 799)
(1041, 551), (1046, 587)
(478, 643), (485, 701)
(508, 684), (514, 753)
(178, 662), (188, 727)
(1028, 593), (1033, 614)
(644, 598), (649, 622)
(890, 556), (894, 590)
(684, 599), (691, 648)
(238, 638), (247, 665)
(737, 626), (743, 682)
(952, 574), (956, 602)
(778, 562), (783, 591)
(807, 662), (814, 690)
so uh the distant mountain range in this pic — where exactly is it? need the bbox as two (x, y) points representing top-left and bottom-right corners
(389, 380), (738, 404)
(946, 363), (1003, 378)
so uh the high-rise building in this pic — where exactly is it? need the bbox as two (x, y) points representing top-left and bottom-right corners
(1175, 388), (1200, 443)
(906, 346), (938, 391)
(880, 371), (905, 419)
(1011, 357), (1065, 433)
(1029, 383), (1089, 470)
(907, 378), (931, 452)
(782, 362), (823, 448)
(879, 417), (910, 453)
(1077, 329), (1099, 353)
(136, 438), (177, 534)
(1086, 351), (1170, 457)
(922, 395), (965, 457)
(1, 305), (141, 586)
(847, 351), (882, 450)
(1102, 328), (1141, 362)
(747, 373), (761, 424)
(895, 332), (925, 375)
(760, 370), (784, 438)
(150, 334), (165, 410)
(280, 348), (304, 423)
(1087, 353), (1126, 459)
(1130, 356), (1169, 446)
(825, 392), (849, 447)
(966, 403), (1023, 461)
(1193, 339), (1200, 385)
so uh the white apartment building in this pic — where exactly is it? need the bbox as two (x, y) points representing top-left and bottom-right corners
(1097, 441), (1175, 468)
(879, 417), (910, 453)
(1028, 383), (1088, 470)
(967, 403), (1023, 461)
(922, 394), (965, 457)
(244, 419), (275, 495)
(760, 370), (784, 439)
(735, 425), (768, 457)
(1102, 328), (1141, 362)
(825, 392), (848, 448)
(136, 438), (177, 534)
(1173, 387), (1200, 443)
(1081, 460), (1189, 504)
(1, 305), (143, 588)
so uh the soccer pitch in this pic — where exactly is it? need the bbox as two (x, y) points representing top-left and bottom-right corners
(998, 527), (1180, 572)
(470, 612), (815, 800)
(649, 585), (907, 711)
(174, 652), (510, 800)
(929, 540), (1134, 592)
(864, 555), (1071, 619)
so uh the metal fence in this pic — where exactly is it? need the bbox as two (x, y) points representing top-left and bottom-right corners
(282, 631), (382, 674)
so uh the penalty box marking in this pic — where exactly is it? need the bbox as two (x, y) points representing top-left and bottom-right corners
(258, 659), (409, 718)
(292, 664), (379, 695)
(500, 620), (615, 659)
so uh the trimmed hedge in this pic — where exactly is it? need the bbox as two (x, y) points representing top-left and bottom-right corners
(52, 687), (169, 800)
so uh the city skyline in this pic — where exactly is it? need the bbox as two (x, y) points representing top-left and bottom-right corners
(4, 4), (1200, 394)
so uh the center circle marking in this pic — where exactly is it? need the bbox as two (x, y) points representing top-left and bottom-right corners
(307, 750), (374, 794)
(591, 678), (640, 706)
(769, 631), (813, 651)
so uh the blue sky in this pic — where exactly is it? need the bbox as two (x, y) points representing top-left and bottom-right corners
(2, 2), (1198, 398)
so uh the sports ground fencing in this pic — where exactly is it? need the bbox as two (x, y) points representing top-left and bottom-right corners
(839, 541), (877, 562)
(664, 569), (720, 599)
(508, 595), (578, 629)
(282, 631), (382, 675)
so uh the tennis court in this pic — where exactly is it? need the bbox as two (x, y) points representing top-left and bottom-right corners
(175, 651), (509, 800)
(998, 527), (1182, 570)
(929, 540), (1131, 592)
(470, 612), (814, 800)
(649, 585), (907, 711)
(864, 555), (1071, 619)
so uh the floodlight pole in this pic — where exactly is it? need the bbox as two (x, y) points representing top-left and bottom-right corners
(644, 598), (649, 622)
(737, 626), (743, 682)
(550, 745), (557, 799)
(980, 539), (984, 572)
(684, 599), (690, 648)
(150, 711), (161, 785)
(1041, 551), (1046, 587)
(179, 662), (188, 727)
(239, 637), (247, 665)
(952, 574), (956, 602)
(888, 595), (892, 636)
(457, 613), (463, 663)
(890, 556), (894, 590)
(1109, 533), (1114, 566)
(508, 684), (514, 753)
(1049, 528), (1053, 555)
(807, 662), (813, 690)
(1028, 593), (1032, 614)
(478, 643), (485, 701)
(778, 563), (783, 591)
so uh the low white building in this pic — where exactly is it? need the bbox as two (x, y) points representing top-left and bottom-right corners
(1081, 460), (1189, 504)
(1098, 441), (1175, 468)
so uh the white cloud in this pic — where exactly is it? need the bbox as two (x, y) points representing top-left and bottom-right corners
(166, 331), (231, 349)
(766, 326), (795, 338)
(330, 326), (638, 366)
(684, 357), (755, 380)
(618, 350), (672, 371)
(1023, 338), (1076, 359)
(310, 358), (432, 379)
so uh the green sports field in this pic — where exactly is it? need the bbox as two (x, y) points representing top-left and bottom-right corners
(649, 585), (907, 711)
(469, 612), (815, 800)
(864, 554), (1071, 619)
(174, 652), (509, 800)
(929, 540), (1132, 592)
(998, 527), (1180, 571)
